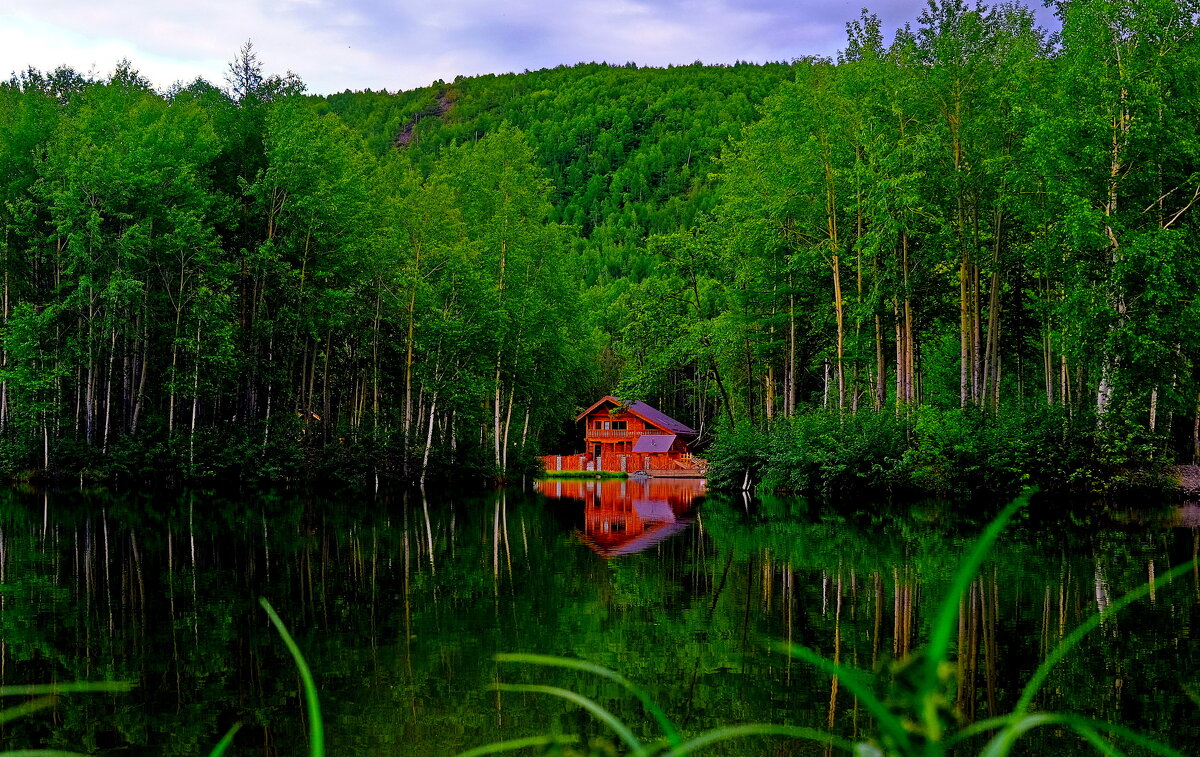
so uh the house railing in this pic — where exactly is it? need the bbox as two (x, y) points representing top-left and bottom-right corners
(540, 452), (707, 474)
(584, 429), (673, 439)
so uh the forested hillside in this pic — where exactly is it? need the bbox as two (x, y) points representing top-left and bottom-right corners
(2, 0), (1199, 492)
(319, 61), (796, 283)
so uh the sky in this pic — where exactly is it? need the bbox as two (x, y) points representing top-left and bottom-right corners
(1, 1), (1059, 96)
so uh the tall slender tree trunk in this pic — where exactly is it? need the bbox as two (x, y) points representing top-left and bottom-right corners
(875, 314), (885, 411)
(322, 330), (332, 440)
(972, 255), (983, 402)
(103, 327), (116, 451)
(905, 298), (916, 404)
(306, 338), (318, 420)
(372, 291), (382, 428)
(420, 393), (438, 486)
(168, 307), (182, 436)
(86, 288), (96, 443)
(1, 267), (8, 431)
(982, 210), (1003, 409)
(895, 231), (916, 408)
(895, 301), (904, 411)
(501, 387), (515, 472)
(1061, 356), (1070, 410)
(833, 255), (846, 410)
(493, 363), (503, 470)
(263, 341), (273, 449)
(1042, 280), (1054, 406)
(823, 359), (831, 410)
(404, 263), (420, 437)
(817, 124), (846, 412)
(520, 405), (531, 452)
(765, 366), (776, 421)
(190, 323), (201, 473)
(1098, 84), (1131, 419)
(132, 311), (149, 435)
(787, 293), (796, 417)
(960, 251), (971, 408)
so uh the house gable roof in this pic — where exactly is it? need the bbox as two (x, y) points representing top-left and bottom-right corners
(575, 396), (696, 436)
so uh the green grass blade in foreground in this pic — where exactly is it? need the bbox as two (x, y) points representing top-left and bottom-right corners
(456, 734), (580, 757)
(495, 652), (682, 747)
(0, 682), (134, 697)
(1184, 683), (1200, 709)
(0, 698), (58, 726)
(921, 491), (1031, 740)
(664, 723), (856, 755)
(976, 713), (1130, 757)
(774, 642), (911, 754)
(493, 683), (643, 753)
(1066, 718), (1184, 757)
(0, 751), (103, 756)
(954, 713), (1184, 756)
(207, 722), (243, 757)
(1016, 558), (1197, 716)
(260, 597), (324, 757)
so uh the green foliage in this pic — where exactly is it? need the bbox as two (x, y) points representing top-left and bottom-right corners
(0, 57), (598, 484)
(708, 404), (1177, 498)
(6, 1), (1200, 487)
(320, 62), (794, 285)
(707, 411), (909, 496)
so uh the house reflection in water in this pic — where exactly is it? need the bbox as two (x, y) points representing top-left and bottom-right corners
(536, 477), (705, 557)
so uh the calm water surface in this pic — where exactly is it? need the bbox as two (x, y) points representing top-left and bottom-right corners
(0, 482), (1196, 755)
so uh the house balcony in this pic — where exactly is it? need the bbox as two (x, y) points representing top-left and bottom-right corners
(585, 429), (673, 440)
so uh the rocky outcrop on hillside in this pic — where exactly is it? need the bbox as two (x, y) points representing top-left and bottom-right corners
(394, 90), (455, 147)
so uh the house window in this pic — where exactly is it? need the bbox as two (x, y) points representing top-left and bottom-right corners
(603, 421), (611, 429)
(611, 421), (626, 430)
(595, 421), (603, 429)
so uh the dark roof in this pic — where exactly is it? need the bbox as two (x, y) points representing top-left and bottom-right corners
(632, 434), (676, 453)
(575, 396), (696, 435)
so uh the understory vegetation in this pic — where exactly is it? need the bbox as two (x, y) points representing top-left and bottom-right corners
(706, 404), (1177, 498)
(2, 0), (1200, 489)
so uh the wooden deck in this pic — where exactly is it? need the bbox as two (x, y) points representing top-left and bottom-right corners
(541, 452), (706, 478)
(639, 469), (706, 479)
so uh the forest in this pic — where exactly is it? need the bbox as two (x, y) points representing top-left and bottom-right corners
(1, 0), (1199, 494)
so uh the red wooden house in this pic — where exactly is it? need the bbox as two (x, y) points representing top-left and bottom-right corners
(542, 396), (705, 476)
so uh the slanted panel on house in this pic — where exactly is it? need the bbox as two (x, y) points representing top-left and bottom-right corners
(632, 434), (676, 453)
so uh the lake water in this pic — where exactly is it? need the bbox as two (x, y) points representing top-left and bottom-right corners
(0, 481), (1196, 755)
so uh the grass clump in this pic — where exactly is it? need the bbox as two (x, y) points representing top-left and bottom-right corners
(0, 681), (135, 757)
(465, 489), (1196, 755)
(0, 598), (321, 757)
(540, 470), (629, 479)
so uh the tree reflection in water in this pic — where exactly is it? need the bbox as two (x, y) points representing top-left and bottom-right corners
(0, 486), (1196, 755)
